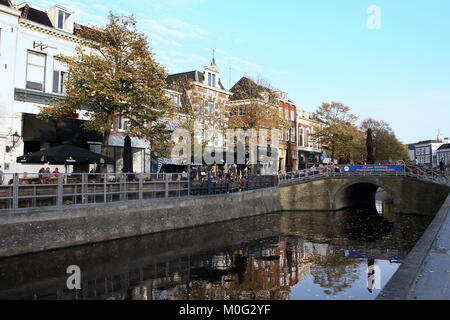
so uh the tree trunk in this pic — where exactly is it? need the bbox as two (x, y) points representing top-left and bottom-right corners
(331, 143), (335, 163)
(100, 130), (111, 173)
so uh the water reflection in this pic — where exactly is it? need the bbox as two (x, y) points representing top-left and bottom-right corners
(0, 207), (432, 300)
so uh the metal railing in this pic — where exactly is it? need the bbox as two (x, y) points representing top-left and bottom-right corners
(277, 165), (450, 186)
(0, 172), (189, 212)
(0, 165), (448, 212)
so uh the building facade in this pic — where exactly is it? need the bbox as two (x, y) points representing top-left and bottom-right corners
(296, 110), (323, 169)
(163, 59), (233, 173)
(0, 1), (150, 177)
(412, 138), (449, 168)
(276, 91), (297, 172)
(436, 143), (450, 168)
(228, 77), (284, 174)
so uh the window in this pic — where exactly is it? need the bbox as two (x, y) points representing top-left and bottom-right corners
(208, 72), (216, 87)
(306, 129), (310, 148)
(299, 128), (304, 147)
(208, 101), (215, 114)
(166, 93), (180, 106)
(53, 70), (68, 94)
(118, 117), (128, 132)
(26, 51), (46, 91)
(0, 28), (2, 56)
(290, 110), (295, 121)
(172, 95), (180, 106)
(290, 127), (295, 142)
(57, 10), (71, 30)
(278, 107), (283, 118)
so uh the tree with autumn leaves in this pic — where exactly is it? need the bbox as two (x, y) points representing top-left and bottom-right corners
(38, 13), (173, 158)
(227, 77), (290, 131)
(312, 102), (359, 164)
(313, 102), (408, 164)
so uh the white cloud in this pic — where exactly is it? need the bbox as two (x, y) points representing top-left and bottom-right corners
(145, 32), (183, 48)
(141, 18), (209, 40)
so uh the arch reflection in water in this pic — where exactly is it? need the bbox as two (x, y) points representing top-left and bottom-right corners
(0, 209), (432, 300)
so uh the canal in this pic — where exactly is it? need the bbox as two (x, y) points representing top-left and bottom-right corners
(0, 205), (433, 300)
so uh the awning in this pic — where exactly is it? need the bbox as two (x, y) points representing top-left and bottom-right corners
(17, 143), (114, 165)
(22, 113), (103, 145)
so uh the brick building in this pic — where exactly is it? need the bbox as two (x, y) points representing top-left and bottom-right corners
(276, 91), (297, 172)
(163, 58), (233, 173)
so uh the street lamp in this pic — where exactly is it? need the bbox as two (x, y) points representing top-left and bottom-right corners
(5, 131), (21, 153)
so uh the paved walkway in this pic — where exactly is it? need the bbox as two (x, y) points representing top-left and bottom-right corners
(407, 196), (450, 299)
(378, 193), (450, 300)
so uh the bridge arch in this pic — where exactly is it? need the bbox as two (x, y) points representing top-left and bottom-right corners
(332, 178), (401, 212)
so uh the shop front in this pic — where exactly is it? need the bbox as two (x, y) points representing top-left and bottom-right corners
(298, 150), (323, 169)
(18, 114), (149, 174)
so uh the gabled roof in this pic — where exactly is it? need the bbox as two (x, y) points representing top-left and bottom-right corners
(415, 139), (442, 145)
(19, 4), (53, 28)
(229, 77), (269, 101)
(0, 0), (12, 8)
(166, 70), (226, 91)
(437, 143), (450, 151)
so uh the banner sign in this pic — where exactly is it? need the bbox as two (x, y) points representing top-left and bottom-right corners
(342, 165), (404, 173)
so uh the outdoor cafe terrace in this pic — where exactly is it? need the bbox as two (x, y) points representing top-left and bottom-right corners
(0, 172), (278, 211)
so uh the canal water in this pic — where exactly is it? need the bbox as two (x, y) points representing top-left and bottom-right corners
(0, 206), (432, 300)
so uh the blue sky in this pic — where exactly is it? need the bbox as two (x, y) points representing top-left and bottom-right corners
(31, 0), (450, 143)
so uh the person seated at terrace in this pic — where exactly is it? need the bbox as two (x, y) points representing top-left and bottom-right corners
(19, 172), (30, 184)
(52, 168), (60, 180)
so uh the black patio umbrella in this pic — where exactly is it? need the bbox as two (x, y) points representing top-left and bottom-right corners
(16, 143), (114, 165)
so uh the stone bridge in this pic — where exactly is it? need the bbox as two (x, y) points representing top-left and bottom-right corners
(278, 175), (450, 216)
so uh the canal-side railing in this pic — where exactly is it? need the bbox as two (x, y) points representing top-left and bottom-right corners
(0, 167), (448, 212)
(0, 173), (189, 211)
(0, 172), (278, 211)
(277, 168), (450, 186)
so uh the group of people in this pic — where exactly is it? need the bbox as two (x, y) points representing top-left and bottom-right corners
(186, 167), (250, 192)
(280, 164), (340, 178)
(36, 167), (61, 184)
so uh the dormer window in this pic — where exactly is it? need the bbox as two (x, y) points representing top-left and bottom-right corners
(57, 10), (70, 30)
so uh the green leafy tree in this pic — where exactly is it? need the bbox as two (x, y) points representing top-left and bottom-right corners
(312, 102), (359, 163)
(39, 13), (173, 157)
(360, 118), (409, 161)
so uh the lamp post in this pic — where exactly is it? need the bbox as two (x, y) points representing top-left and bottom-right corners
(5, 131), (21, 153)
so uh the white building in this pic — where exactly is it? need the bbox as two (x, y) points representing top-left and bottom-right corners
(436, 143), (450, 168)
(412, 137), (450, 168)
(0, 1), (150, 177)
(296, 110), (328, 168)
